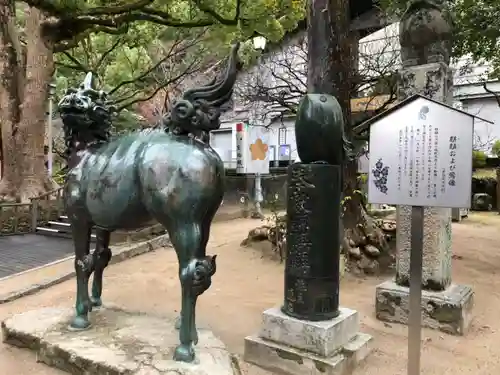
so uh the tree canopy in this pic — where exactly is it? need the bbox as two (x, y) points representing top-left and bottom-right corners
(0, 0), (307, 202)
(54, 25), (210, 113)
(23, 0), (306, 47)
(49, 0), (308, 117)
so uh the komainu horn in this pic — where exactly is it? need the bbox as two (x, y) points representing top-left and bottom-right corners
(58, 42), (240, 363)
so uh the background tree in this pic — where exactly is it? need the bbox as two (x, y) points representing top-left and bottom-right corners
(0, 0), (306, 202)
(236, 3), (398, 252)
(473, 123), (495, 153)
(306, 0), (389, 251)
(492, 139), (500, 158)
(55, 26), (209, 113)
(236, 25), (399, 121)
(473, 150), (487, 169)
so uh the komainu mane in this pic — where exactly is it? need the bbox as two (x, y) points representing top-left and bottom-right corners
(162, 45), (238, 140)
(57, 43), (240, 363)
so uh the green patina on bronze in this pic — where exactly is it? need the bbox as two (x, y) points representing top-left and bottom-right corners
(58, 43), (240, 363)
(282, 94), (350, 321)
(294, 94), (354, 167)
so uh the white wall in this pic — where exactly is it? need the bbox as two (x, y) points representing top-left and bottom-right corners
(210, 122), (237, 167)
(461, 98), (500, 152)
(210, 119), (298, 168)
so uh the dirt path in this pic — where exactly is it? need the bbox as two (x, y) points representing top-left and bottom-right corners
(2, 214), (500, 374)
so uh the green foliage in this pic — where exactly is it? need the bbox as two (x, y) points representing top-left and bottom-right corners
(37, 0), (306, 38)
(54, 24), (207, 112)
(452, 0), (500, 77)
(473, 150), (488, 168)
(51, 0), (306, 115)
(111, 110), (148, 135)
(357, 173), (368, 184)
(52, 166), (67, 186)
(491, 139), (500, 157)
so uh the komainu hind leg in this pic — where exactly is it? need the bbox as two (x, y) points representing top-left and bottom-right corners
(166, 222), (217, 363)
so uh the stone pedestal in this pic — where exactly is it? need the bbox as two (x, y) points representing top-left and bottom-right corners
(2, 306), (238, 375)
(376, 281), (474, 335)
(395, 205), (452, 290)
(374, 62), (474, 334)
(451, 208), (468, 222)
(244, 307), (372, 375)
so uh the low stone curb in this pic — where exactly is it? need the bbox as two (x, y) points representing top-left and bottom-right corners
(0, 234), (171, 305)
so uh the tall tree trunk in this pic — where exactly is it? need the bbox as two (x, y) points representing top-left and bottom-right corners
(307, 0), (351, 115)
(307, 0), (387, 259)
(0, 0), (23, 201)
(0, 3), (56, 202)
(18, 7), (56, 200)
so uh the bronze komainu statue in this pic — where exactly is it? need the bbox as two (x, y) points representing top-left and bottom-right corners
(58, 43), (239, 363)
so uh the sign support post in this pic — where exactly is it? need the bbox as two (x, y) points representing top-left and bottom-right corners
(408, 205), (424, 375)
(254, 172), (263, 217)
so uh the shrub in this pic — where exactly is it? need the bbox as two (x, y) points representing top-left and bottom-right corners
(492, 140), (500, 158)
(473, 150), (487, 168)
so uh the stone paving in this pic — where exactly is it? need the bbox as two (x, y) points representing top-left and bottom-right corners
(0, 234), (73, 278)
(0, 204), (243, 280)
(2, 216), (500, 374)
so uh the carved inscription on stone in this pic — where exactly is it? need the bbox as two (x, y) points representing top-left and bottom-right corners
(283, 163), (341, 321)
(284, 165), (315, 315)
(287, 165), (313, 278)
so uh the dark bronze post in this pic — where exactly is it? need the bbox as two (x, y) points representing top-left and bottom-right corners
(281, 94), (350, 321)
(282, 163), (342, 320)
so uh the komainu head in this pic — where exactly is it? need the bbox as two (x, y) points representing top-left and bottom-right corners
(59, 72), (115, 151)
(163, 42), (240, 138)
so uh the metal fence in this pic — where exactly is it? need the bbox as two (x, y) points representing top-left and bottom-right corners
(223, 173), (288, 209)
(0, 187), (64, 236)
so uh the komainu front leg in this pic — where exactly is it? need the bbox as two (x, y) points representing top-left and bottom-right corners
(91, 229), (112, 308)
(70, 223), (94, 330)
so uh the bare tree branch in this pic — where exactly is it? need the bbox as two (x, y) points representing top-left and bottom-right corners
(453, 63), (499, 151)
(474, 122), (495, 151)
(107, 32), (198, 95)
(236, 26), (400, 125)
(95, 35), (125, 69)
(483, 81), (500, 107)
(115, 54), (204, 112)
(60, 50), (88, 71)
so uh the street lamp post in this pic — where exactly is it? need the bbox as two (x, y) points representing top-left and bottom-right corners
(252, 36), (267, 218)
(47, 83), (56, 176)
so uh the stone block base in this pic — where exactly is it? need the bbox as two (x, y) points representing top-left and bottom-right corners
(244, 307), (372, 375)
(2, 306), (238, 375)
(451, 208), (469, 222)
(375, 280), (474, 335)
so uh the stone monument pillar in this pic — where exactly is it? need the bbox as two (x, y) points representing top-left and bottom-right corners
(244, 94), (372, 375)
(375, 0), (474, 335)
